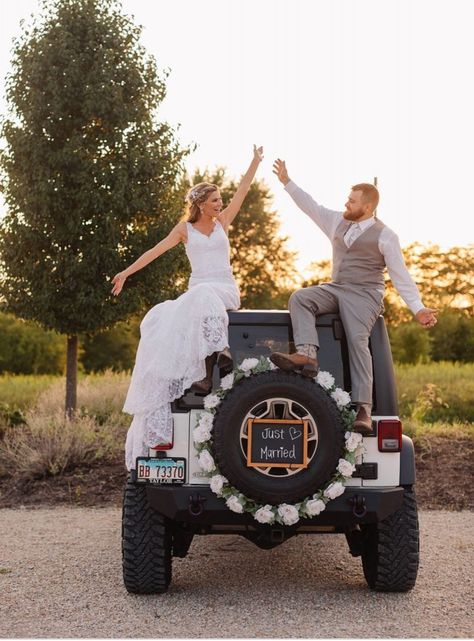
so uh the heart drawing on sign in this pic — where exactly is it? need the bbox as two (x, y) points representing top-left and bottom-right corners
(289, 427), (302, 440)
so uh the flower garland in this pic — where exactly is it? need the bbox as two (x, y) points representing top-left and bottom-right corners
(192, 356), (365, 527)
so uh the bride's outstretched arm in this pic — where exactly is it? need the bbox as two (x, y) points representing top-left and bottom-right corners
(219, 145), (263, 231)
(111, 222), (186, 296)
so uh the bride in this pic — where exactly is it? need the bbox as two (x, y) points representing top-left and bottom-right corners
(112, 145), (264, 470)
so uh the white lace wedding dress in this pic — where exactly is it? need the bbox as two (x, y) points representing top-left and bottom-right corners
(124, 220), (240, 470)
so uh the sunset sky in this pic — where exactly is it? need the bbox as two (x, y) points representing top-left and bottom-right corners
(1, 0), (472, 273)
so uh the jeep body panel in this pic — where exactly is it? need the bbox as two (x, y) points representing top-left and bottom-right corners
(140, 309), (412, 524)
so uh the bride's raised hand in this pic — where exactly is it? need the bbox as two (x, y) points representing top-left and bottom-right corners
(111, 272), (127, 296)
(253, 144), (264, 162)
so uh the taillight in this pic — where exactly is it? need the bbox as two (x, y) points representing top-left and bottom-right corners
(151, 434), (174, 451)
(151, 442), (173, 450)
(151, 419), (174, 450)
(377, 419), (402, 452)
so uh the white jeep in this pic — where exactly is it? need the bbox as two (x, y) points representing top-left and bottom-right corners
(122, 310), (419, 594)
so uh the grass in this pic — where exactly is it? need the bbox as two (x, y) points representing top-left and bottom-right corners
(401, 419), (473, 440)
(0, 371), (130, 480)
(0, 374), (59, 410)
(0, 363), (472, 481)
(395, 362), (474, 422)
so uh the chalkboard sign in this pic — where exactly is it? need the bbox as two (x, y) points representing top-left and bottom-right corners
(247, 419), (308, 469)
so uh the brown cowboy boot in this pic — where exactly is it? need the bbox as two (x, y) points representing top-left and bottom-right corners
(217, 347), (233, 377)
(190, 353), (217, 395)
(269, 351), (319, 378)
(352, 406), (373, 435)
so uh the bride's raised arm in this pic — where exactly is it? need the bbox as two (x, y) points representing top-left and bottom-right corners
(111, 221), (187, 296)
(219, 145), (263, 232)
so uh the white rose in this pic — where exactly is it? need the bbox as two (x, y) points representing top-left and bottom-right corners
(337, 458), (356, 477)
(316, 370), (335, 390)
(220, 372), (234, 390)
(323, 481), (345, 500)
(354, 444), (365, 464)
(305, 498), (326, 517)
(209, 474), (228, 496)
(198, 411), (214, 428)
(198, 449), (216, 473)
(345, 430), (363, 452)
(239, 358), (259, 373)
(254, 505), (275, 524)
(203, 393), (221, 410)
(226, 495), (244, 513)
(277, 503), (300, 526)
(192, 423), (212, 444)
(331, 387), (351, 409)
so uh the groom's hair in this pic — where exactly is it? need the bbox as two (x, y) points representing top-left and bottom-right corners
(352, 183), (379, 211)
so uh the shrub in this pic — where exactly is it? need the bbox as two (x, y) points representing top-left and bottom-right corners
(0, 411), (100, 480)
(81, 320), (139, 373)
(0, 370), (132, 479)
(389, 322), (432, 364)
(430, 311), (474, 362)
(396, 362), (474, 422)
(0, 313), (65, 375)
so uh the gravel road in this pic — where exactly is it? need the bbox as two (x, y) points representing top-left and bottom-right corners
(0, 507), (472, 638)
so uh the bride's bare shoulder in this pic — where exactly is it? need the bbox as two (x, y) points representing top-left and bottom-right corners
(216, 217), (229, 235)
(177, 220), (189, 242)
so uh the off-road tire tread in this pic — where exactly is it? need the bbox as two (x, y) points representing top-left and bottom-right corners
(361, 486), (419, 592)
(122, 480), (172, 594)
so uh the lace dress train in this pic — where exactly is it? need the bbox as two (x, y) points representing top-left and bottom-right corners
(124, 221), (240, 470)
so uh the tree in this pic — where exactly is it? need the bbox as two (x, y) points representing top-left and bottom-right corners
(388, 322), (432, 364)
(304, 243), (474, 326)
(81, 317), (139, 372)
(0, 312), (65, 374)
(429, 309), (474, 362)
(384, 243), (474, 325)
(0, 0), (189, 415)
(187, 168), (298, 308)
(301, 259), (332, 288)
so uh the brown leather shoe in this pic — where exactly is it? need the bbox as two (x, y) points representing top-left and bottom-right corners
(353, 406), (373, 434)
(269, 352), (319, 378)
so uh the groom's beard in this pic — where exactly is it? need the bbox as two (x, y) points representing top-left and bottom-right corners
(343, 207), (365, 221)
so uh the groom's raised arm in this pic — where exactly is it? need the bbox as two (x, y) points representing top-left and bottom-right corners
(273, 159), (342, 241)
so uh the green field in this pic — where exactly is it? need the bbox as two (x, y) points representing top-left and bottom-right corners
(0, 363), (472, 481)
(1, 362), (473, 421)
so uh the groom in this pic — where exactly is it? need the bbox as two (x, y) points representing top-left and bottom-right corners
(270, 159), (437, 434)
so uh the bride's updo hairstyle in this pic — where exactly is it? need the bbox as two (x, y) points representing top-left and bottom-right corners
(185, 182), (219, 223)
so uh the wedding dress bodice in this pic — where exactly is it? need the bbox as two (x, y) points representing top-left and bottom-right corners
(185, 221), (234, 284)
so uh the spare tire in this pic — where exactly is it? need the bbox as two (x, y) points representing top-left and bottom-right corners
(212, 370), (345, 505)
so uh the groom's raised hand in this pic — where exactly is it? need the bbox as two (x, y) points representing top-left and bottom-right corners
(273, 159), (290, 186)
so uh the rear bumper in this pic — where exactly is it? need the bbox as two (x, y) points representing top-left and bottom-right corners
(142, 483), (404, 527)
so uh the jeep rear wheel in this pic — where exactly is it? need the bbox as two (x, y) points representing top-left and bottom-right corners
(122, 480), (172, 594)
(360, 486), (420, 592)
(212, 370), (345, 504)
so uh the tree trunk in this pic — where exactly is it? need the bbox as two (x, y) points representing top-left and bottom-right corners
(65, 335), (78, 419)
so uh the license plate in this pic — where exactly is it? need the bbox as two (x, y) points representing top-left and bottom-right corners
(135, 457), (186, 484)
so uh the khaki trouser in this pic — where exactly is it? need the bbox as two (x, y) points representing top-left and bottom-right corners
(289, 283), (383, 406)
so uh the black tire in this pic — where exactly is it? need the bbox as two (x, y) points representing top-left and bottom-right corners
(122, 479), (172, 594)
(213, 370), (345, 504)
(361, 486), (420, 592)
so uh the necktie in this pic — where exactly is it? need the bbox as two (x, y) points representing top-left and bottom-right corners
(345, 223), (360, 247)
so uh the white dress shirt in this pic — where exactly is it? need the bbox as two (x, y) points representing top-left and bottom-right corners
(285, 180), (424, 315)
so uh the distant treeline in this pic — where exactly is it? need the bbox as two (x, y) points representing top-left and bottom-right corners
(0, 306), (472, 375)
(1, 240), (473, 374)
